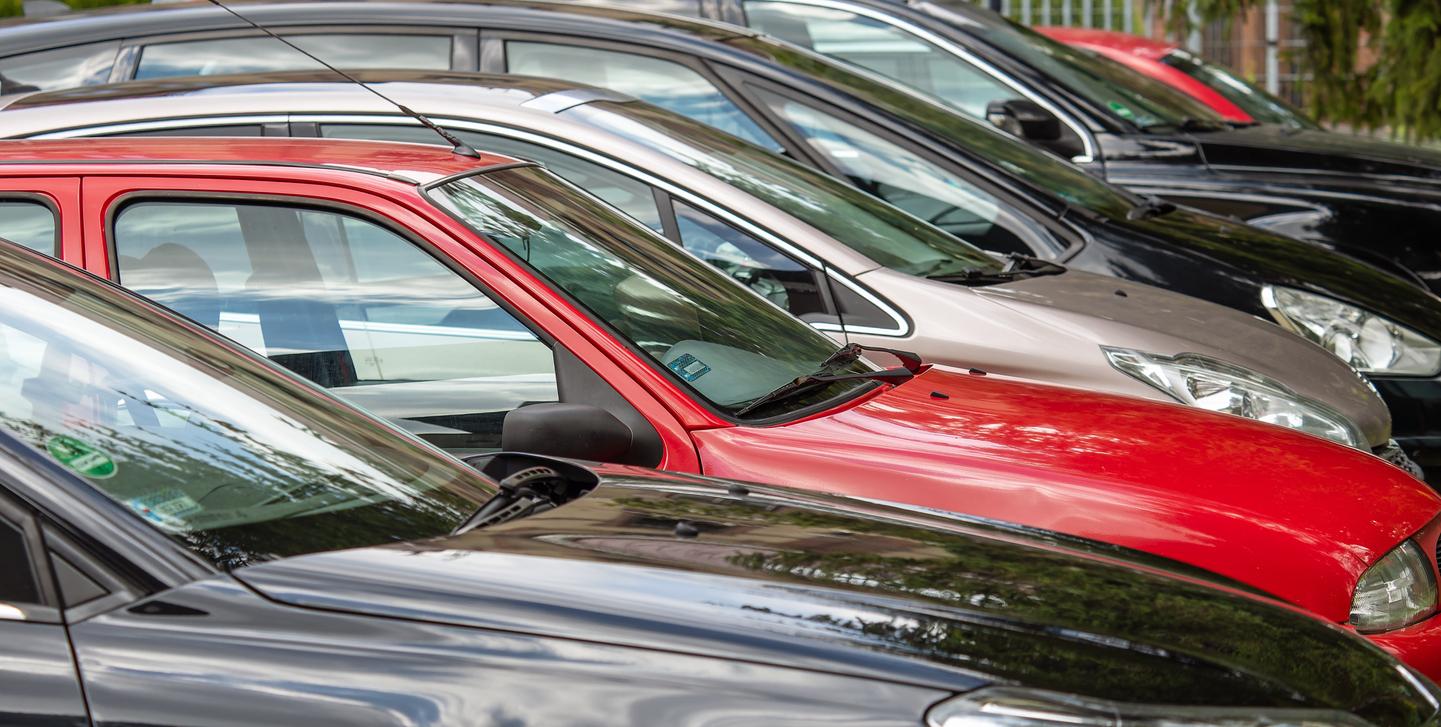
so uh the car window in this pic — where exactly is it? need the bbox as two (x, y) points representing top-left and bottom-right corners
(744, 1), (1013, 120)
(750, 90), (1054, 256)
(672, 201), (826, 318)
(117, 125), (266, 138)
(505, 42), (784, 153)
(133, 35), (450, 80)
(0, 240), (500, 570)
(428, 166), (874, 419)
(1160, 50), (1315, 128)
(112, 202), (557, 452)
(0, 42), (119, 93)
(0, 516), (40, 608)
(0, 201), (58, 257)
(318, 123), (665, 232)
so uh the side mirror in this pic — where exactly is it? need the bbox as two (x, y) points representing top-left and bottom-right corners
(985, 99), (1062, 142)
(501, 403), (634, 463)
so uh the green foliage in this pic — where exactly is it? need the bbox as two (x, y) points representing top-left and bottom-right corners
(0, 0), (146, 18)
(1162, 0), (1441, 141)
(0, 0), (22, 17)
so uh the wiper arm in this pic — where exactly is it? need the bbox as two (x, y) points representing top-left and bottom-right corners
(928, 253), (1067, 285)
(734, 343), (923, 418)
(1126, 195), (1178, 221)
(450, 464), (569, 536)
(1140, 117), (1228, 133)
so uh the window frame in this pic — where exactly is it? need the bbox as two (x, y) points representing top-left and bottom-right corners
(0, 193), (62, 259)
(0, 492), (58, 624)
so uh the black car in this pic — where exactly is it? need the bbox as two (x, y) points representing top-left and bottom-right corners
(661, 0), (1441, 292)
(0, 238), (1432, 726)
(4, 1), (1441, 473)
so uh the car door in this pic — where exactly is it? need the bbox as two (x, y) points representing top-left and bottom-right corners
(80, 175), (692, 469)
(0, 491), (89, 726)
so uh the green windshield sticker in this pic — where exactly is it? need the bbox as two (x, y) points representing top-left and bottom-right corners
(46, 435), (116, 479)
(1107, 101), (1137, 120)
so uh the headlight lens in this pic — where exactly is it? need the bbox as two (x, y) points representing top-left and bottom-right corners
(1262, 285), (1441, 376)
(1103, 346), (1363, 447)
(1351, 540), (1438, 633)
(926, 687), (1372, 727)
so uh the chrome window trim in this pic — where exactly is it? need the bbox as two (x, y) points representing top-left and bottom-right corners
(747, 0), (1098, 162)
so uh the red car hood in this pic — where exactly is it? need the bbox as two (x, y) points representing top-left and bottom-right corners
(692, 367), (1440, 623)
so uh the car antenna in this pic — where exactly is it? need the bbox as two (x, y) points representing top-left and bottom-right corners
(203, 0), (481, 158)
(819, 261), (851, 343)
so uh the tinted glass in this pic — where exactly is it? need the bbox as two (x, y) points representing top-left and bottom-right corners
(134, 35), (450, 80)
(0, 517), (39, 605)
(428, 167), (872, 418)
(0, 42), (119, 93)
(319, 123), (664, 231)
(505, 42), (784, 152)
(113, 202), (556, 452)
(745, 1), (1013, 119)
(0, 243), (498, 570)
(0, 202), (57, 257)
(673, 201), (824, 317)
(1161, 50), (1315, 128)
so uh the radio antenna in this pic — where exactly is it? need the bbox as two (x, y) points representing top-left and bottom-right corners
(204, 0), (481, 158)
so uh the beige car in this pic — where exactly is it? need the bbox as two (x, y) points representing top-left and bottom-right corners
(0, 71), (1410, 470)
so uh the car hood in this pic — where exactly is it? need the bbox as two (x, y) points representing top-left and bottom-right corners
(1105, 205), (1441, 341)
(974, 268), (1390, 446)
(1196, 126), (1441, 186)
(692, 366), (1441, 624)
(235, 465), (1435, 719)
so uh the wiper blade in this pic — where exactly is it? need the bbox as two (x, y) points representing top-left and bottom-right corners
(1126, 195), (1178, 220)
(450, 464), (568, 536)
(928, 254), (1067, 285)
(734, 343), (923, 418)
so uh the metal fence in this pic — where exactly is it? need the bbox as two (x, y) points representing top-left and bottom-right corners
(993, 0), (1138, 31)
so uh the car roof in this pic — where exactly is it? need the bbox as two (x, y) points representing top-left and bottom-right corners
(0, 136), (520, 180)
(1036, 26), (1177, 59)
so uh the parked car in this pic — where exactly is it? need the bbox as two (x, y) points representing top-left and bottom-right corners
(1035, 26), (1316, 127)
(0, 70), (1404, 466)
(679, 0), (1441, 294)
(2, 136), (1441, 676)
(10, 237), (1436, 725)
(4, 1), (1440, 472)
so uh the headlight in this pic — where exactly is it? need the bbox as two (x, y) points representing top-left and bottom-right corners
(1351, 540), (1437, 633)
(926, 687), (1372, 727)
(1103, 346), (1363, 448)
(1262, 285), (1441, 376)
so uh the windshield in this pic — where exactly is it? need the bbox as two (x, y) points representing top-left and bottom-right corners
(565, 100), (1006, 277)
(0, 243), (498, 571)
(1161, 50), (1316, 128)
(426, 166), (874, 418)
(918, 2), (1226, 129)
(735, 35), (1141, 218)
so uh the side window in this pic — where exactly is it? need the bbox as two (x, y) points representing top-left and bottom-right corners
(112, 201), (557, 451)
(0, 515), (41, 610)
(115, 125), (266, 138)
(318, 123), (665, 232)
(671, 201), (825, 319)
(505, 42), (784, 153)
(0, 42), (119, 93)
(753, 90), (1058, 256)
(133, 35), (451, 80)
(0, 201), (58, 257)
(742, 2), (1012, 120)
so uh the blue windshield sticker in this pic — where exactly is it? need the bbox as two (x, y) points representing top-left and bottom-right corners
(667, 353), (712, 382)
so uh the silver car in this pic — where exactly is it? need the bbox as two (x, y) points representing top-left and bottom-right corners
(0, 71), (1409, 466)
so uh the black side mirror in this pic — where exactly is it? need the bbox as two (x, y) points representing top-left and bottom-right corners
(501, 403), (634, 463)
(985, 99), (1062, 141)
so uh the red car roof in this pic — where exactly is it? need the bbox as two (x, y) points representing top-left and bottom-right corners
(0, 137), (517, 179)
(1037, 26), (1176, 60)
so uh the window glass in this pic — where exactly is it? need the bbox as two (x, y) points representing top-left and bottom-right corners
(319, 123), (664, 232)
(118, 125), (266, 138)
(134, 35), (450, 80)
(0, 42), (119, 93)
(428, 167), (872, 419)
(745, 2), (1012, 120)
(1160, 50), (1315, 128)
(505, 42), (784, 152)
(672, 201), (824, 317)
(0, 517), (40, 606)
(113, 202), (556, 452)
(750, 91), (1052, 256)
(0, 241), (501, 571)
(0, 202), (57, 257)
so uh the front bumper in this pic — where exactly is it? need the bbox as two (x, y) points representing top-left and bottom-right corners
(1381, 440), (1429, 481)
(1374, 376), (1441, 484)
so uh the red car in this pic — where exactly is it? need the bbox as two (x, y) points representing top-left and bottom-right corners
(2, 137), (1439, 675)
(1038, 26), (1317, 127)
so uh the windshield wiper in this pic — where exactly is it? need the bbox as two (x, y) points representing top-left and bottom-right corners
(927, 253), (1067, 286)
(1126, 195), (1178, 221)
(734, 343), (923, 418)
(450, 464), (572, 536)
(1140, 117), (1229, 134)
